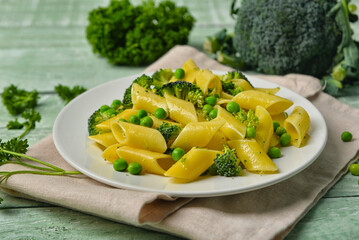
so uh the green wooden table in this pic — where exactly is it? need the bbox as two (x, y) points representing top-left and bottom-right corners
(1, 0), (359, 239)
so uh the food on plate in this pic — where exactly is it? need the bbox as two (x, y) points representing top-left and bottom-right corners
(87, 59), (312, 182)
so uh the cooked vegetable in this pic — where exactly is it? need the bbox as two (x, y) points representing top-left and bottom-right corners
(140, 116), (153, 128)
(113, 158), (128, 171)
(341, 131), (353, 142)
(267, 146), (281, 159)
(154, 107), (167, 119)
(220, 71), (251, 96)
(172, 147), (185, 161)
(128, 162), (142, 175)
(86, 0), (195, 65)
(349, 163), (359, 176)
(156, 122), (181, 143)
(209, 145), (242, 177)
(159, 81), (205, 108)
(152, 68), (173, 91)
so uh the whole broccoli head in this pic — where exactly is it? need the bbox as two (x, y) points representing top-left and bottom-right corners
(122, 74), (153, 109)
(159, 81), (205, 108)
(86, 0), (195, 66)
(156, 122), (182, 143)
(220, 71), (252, 96)
(233, 0), (341, 77)
(210, 145), (242, 177)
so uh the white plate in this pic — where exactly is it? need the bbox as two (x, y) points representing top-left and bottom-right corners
(53, 72), (327, 197)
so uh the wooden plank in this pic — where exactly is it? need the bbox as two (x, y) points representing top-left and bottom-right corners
(0, 206), (183, 240)
(287, 197), (359, 239)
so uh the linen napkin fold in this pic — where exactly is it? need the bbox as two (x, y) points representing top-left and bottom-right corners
(0, 45), (358, 240)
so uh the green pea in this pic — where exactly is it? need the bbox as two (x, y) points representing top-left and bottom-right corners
(106, 108), (116, 117)
(208, 109), (218, 119)
(154, 108), (167, 119)
(341, 131), (353, 142)
(273, 121), (280, 132)
(129, 115), (140, 125)
(111, 99), (122, 109)
(118, 118), (127, 122)
(113, 158), (128, 171)
(202, 104), (213, 114)
(205, 96), (217, 106)
(136, 109), (147, 119)
(349, 163), (359, 176)
(268, 147), (281, 158)
(348, 3), (357, 13)
(140, 116), (153, 128)
(172, 147), (185, 161)
(226, 101), (240, 113)
(246, 126), (256, 138)
(174, 68), (185, 79)
(100, 105), (110, 113)
(275, 126), (287, 136)
(128, 162), (142, 175)
(280, 133), (291, 146)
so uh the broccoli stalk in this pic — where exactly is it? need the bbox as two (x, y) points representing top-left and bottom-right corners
(159, 81), (205, 108)
(209, 145), (242, 177)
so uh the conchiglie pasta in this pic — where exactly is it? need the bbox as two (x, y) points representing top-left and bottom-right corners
(117, 146), (174, 175)
(284, 106), (310, 147)
(233, 90), (293, 115)
(111, 121), (167, 153)
(164, 147), (221, 181)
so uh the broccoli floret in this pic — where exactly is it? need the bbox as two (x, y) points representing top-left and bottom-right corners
(220, 71), (252, 96)
(159, 81), (205, 108)
(88, 110), (111, 136)
(233, 0), (341, 77)
(210, 145), (242, 177)
(122, 74), (153, 109)
(235, 109), (259, 129)
(152, 68), (173, 94)
(156, 122), (182, 142)
(86, 0), (195, 66)
(88, 100), (124, 136)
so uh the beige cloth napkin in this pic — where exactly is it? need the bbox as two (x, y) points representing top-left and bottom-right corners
(1, 45), (359, 240)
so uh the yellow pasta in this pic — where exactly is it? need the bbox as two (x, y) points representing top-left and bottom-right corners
(164, 147), (221, 181)
(284, 106), (310, 147)
(195, 69), (222, 96)
(181, 58), (199, 83)
(171, 118), (225, 151)
(228, 139), (278, 173)
(233, 90), (293, 115)
(117, 146), (174, 175)
(232, 79), (253, 91)
(102, 143), (122, 163)
(88, 132), (118, 148)
(254, 105), (273, 153)
(96, 109), (138, 131)
(165, 92), (197, 125)
(271, 112), (287, 126)
(204, 130), (227, 151)
(111, 121), (167, 153)
(215, 106), (246, 140)
(132, 83), (168, 114)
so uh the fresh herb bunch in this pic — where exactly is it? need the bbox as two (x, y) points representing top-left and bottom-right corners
(0, 137), (81, 184)
(55, 84), (87, 104)
(6, 109), (42, 139)
(1, 84), (39, 115)
(86, 0), (195, 65)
